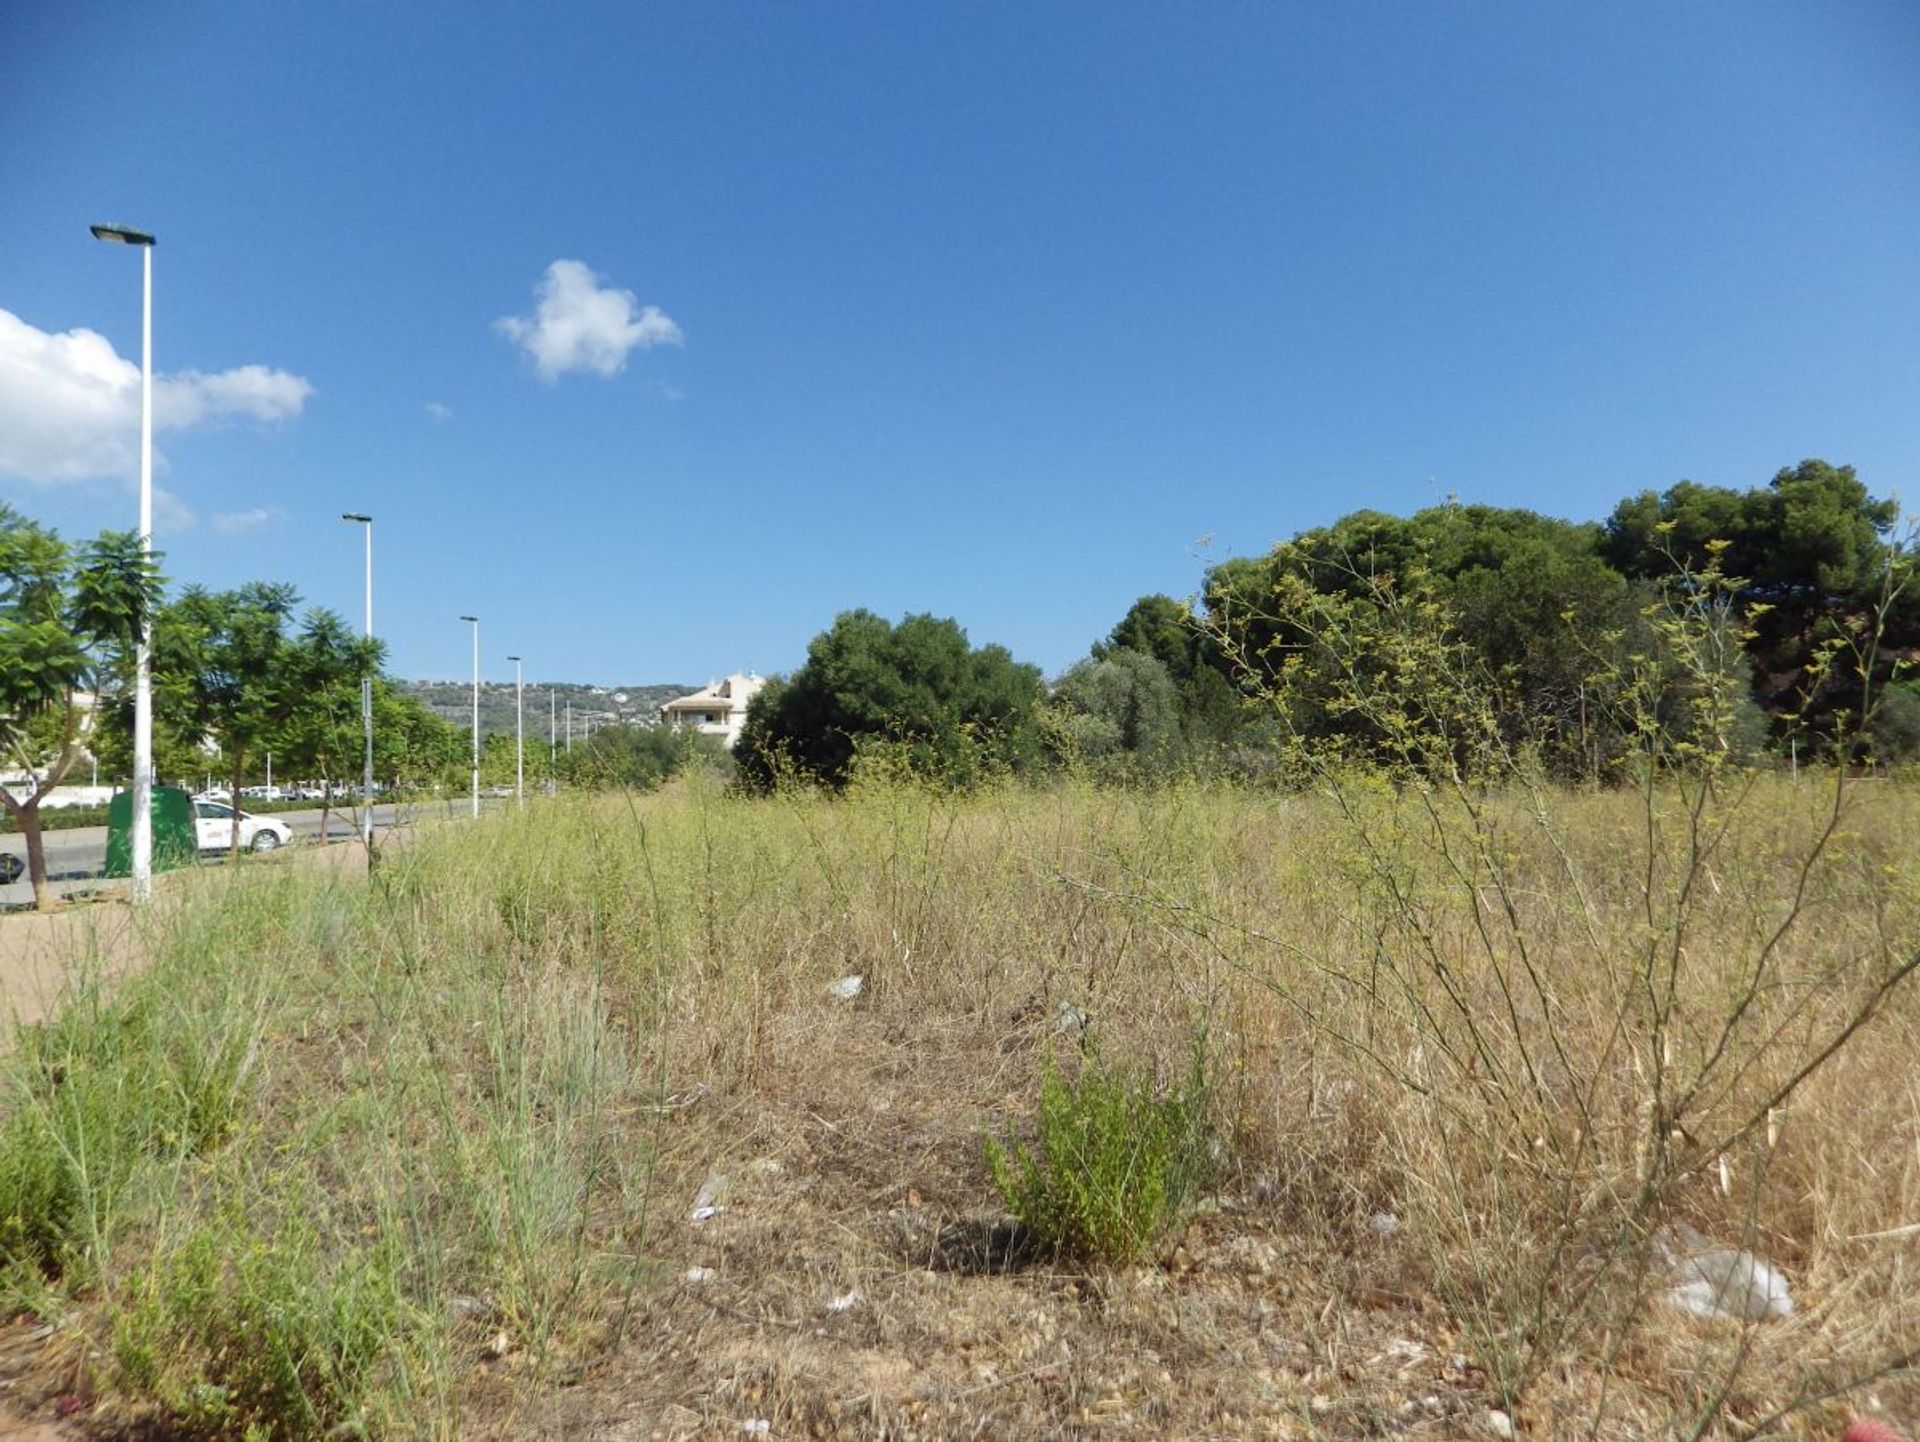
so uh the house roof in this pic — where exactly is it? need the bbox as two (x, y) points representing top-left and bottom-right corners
(661, 673), (764, 712)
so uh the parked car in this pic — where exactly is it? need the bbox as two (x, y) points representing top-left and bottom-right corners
(193, 799), (294, 853)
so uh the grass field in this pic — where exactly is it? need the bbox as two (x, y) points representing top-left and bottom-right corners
(0, 770), (1914, 1439)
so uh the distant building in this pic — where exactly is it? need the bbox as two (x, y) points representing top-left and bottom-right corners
(659, 672), (767, 749)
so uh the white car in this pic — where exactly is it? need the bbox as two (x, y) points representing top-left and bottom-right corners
(193, 799), (294, 853)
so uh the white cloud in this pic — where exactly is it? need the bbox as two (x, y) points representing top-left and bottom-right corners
(212, 506), (280, 536)
(495, 259), (682, 382)
(156, 366), (312, 430)
(424, 400), (455, 422)
(153, 487), (195, 536)
(0, 308), (313, 485)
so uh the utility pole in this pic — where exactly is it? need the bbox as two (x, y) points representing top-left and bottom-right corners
(507, 656), (524, 808)
(459, 616), (480, 818)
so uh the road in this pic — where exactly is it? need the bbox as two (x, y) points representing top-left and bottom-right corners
(0, 802), (458, 907)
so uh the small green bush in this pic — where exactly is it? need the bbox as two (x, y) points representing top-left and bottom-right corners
(111, 1215), (405, 1440)
(986, 1047), (1213, 1265)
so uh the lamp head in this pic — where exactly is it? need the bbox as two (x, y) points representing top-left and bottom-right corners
(90, 223), (156, 247)
(342, 512), (372, 524)
(459, 615), (478, 623)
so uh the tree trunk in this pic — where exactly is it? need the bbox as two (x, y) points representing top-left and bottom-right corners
(230, 748), (247, 862)
(13, 802), (57, 913)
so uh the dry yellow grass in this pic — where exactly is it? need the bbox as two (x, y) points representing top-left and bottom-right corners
(0, 771), (1913, 1439)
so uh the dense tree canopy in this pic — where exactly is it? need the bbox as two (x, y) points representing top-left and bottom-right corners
(1082, 458), (1911, 776)
(736, 610), (1046, 789)
(1604, 460), (1914, 720)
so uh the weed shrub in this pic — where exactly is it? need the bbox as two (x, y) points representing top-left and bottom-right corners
(0, 978), (262, 1279)
(111, 1215), (405, 1439)
(986, 1049), (1212, 1265)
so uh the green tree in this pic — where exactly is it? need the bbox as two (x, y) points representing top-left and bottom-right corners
(374, 684), (467, 792)
(558, 722), (717, 790)
(0, 507), (161, 909)
(736, 610), (1046, 790)
(1604, 459), (1912, 729)
(1096, 593), (1248, 751)
(154, 585), (379, 859)
(1204, 504), (1637, 774)
(1047, 650), (1186, 777)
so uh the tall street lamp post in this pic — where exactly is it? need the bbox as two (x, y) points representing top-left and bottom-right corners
(90, 223), (156, 901)
(459, 616), (480, 818)
(506, 655), (524, 807)
(342, 514), (375, 847)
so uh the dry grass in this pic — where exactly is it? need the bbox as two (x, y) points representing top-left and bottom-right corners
(0, 771), (1914, 1438)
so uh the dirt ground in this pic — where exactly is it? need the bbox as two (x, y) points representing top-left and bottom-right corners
(0, 894), (146, 1031)
(0, 832), (395, 1032)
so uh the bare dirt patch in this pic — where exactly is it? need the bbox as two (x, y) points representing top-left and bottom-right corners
(453, 997), (1497, 1441)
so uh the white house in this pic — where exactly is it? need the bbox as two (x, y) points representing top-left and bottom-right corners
(659, 673), (767, 749)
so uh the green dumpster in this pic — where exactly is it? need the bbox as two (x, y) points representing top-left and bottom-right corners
(104, 786), (199, 878)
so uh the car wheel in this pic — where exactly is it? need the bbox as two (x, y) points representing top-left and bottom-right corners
(251, 829), (282, 853)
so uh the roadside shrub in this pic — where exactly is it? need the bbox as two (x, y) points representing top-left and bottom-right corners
(111, 1213), (405, 1440)
(986, 1047), (1213, 1265)
(0, 977), (261, 1281)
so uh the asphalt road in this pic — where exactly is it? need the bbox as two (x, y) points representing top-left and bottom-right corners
(0, 802), (444, 905)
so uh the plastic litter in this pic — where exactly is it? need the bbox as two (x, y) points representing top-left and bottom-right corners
(690, 1172), (730, 1224)
(827, 974), (864, 1000)
(1658, 1225), (1793, 1320)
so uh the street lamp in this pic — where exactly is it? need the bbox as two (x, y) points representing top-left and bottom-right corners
(91, 222), (157, 903)
(342, 514), (374, 846)
(459, 616), (480, 818)
(506, 656), (524, 807)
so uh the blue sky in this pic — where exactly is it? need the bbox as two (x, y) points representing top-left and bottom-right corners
(4, 3), (1917, 686)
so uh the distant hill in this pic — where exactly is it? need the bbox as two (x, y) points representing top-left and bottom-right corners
(396, 680), (695, 742)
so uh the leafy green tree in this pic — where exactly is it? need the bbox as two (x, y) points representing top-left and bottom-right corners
(1204, 504), (1637, 774)
(736, 610), (1046, 790)
(558, 722), (717, 790)
(154, 584), (379, 858)
(1604, 459), (1913, 729)
(1047, 650), (1186, 777)
(374, 684), (467, 791)
(0, 507), (160, 909)
(1096, 593), (1247, 750)
(479, 731), (520, 788)
(1098, 594), (1202, 686)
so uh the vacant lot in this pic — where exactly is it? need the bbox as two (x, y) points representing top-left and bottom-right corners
(0, 773), (1913, 1439)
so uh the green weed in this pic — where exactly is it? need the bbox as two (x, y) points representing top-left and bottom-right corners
(986, 1045), (1213, 1266)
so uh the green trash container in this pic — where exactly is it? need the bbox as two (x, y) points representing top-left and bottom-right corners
(104, 786), (200, 878)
